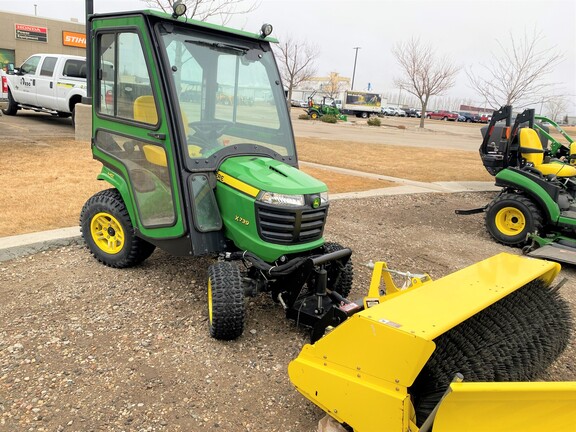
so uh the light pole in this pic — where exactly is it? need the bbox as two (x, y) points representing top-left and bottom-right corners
(351, 47), (361, 90)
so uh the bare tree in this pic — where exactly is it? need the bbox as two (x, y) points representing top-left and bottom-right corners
(392, 38), (460, 128)
(321, 72), (347, 99)
(143, 0), (259, 25)
(274, 36), (319, 111)
(467, 29), (563, 110)
(545, 94), (568, 122)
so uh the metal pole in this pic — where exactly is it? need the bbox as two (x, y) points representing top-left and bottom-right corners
(84, 0), (93, 104)
(351, 47), (361, 91)
(34, 4), (37, 16)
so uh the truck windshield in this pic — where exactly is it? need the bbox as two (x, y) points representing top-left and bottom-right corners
(158, 25), (295, 168)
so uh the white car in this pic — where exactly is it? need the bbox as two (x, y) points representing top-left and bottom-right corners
(382, 106), (405, 116)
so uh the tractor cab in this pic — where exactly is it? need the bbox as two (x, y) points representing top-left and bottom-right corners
(82, 7), (353, 341)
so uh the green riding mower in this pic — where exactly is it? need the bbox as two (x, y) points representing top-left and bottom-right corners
(305, 92), (347, 121)
(79, 7), (353, 341)
(457, 105), (576, 264)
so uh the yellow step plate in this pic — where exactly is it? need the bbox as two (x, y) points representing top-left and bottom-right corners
(434, 381), (576, 432)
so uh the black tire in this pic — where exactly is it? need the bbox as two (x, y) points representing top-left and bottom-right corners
(80, 188), (156, 268)
(485, 193), (544, 246)
(323, 242), (354, 298)
(71, 104), (76, 126)
(361, 112), (368, 119)
(442, 116), (448, 121)
(2, 90), (18, 115)
(57, 111), (71, 118)
(466, 118), (471, 123)
(207, 262), (245, 340)
(309, 111), (319, 120)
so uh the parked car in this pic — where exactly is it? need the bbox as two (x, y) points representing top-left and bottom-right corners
(403, 108), (419, 117)
(458, 111), (481, 123)
(456, 112), (466, 122)
(2, 54), (86, 121)
(382, 106), (405, 116)
(426, 110), (459, 121)
(479, 113), (492, 123)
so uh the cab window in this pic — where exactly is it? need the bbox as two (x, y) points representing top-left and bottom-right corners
(96, 32), (156, 124)
(19, 56), (41, 75)
(39, 57), (57, 77)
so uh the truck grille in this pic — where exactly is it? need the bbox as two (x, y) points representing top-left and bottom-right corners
(256, 204), (327, 244)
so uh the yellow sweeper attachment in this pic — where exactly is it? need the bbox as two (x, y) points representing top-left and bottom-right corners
(288, 253), (575, 432)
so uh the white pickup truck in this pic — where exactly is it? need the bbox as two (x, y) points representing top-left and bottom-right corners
(2, 54), (87, 122)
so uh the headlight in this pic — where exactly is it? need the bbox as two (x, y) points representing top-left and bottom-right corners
(258, 192), (305, 207)
(320, 192), (329, 204)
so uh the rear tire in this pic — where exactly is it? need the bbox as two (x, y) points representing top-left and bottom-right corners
(80, 188), (156, 268)
(2, 90), (18, 115)
(309, 111), (319, 120)
(361, 112), (368, 119)
(485, 193), (544, 246)
(207, 262), (245, 340)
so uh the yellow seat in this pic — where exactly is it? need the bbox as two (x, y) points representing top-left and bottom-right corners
(519, 128), (576, 177)
(133, 95), (158, 125)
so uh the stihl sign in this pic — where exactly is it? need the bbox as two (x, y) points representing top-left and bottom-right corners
(62, 31), (86, 48)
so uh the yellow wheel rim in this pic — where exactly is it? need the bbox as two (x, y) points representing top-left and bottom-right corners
(311, 112), (318, 119)
(495, 207), (526, 236)
(207, 279), (213, 324)
(90, 212), (125, 254)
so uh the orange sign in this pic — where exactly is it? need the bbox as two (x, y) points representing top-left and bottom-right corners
(62, 31), (86, 48)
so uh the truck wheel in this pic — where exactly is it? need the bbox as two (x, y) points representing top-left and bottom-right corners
(57, 112), (71, 118)
(207, 262), (245, 340)
(80, 188), (156, 268)
(485, 193), (543, 246)
(361, 112), (368, 119)
(2, 90), (18, 116)
(323, 242), (353, 298)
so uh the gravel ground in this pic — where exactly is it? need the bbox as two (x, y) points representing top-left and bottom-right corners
(1, 192), (575, 431)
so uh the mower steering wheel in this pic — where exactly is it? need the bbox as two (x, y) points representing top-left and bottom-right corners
(188, 120), (231, 141)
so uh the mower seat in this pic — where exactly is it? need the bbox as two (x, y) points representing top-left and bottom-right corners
(519, 128), (576, 177)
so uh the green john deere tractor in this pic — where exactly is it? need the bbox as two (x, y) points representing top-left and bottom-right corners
(305, 92), (346, 120)
(459, 105), (576, 264)
(80, 6), (353, 341)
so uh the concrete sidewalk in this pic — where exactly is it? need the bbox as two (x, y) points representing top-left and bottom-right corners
(0, 182), (497, 263)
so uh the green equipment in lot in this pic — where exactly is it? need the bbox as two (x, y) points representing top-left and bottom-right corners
(457, 105), (576, 265)
(306, 92), (347, 121)
(79, 5), (353, 341)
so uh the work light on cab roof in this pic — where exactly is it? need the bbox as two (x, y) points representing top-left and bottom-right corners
(171, 0), (187, 18)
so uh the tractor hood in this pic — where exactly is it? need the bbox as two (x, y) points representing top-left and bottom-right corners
(218, 156), (327, 195)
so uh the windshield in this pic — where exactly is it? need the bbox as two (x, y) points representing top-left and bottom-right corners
(158, 25), (295, 169)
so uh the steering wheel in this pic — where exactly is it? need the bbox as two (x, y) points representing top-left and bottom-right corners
(188, 120), (232, 142)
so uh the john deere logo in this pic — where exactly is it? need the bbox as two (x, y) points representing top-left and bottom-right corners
(312, 197), (321, 209)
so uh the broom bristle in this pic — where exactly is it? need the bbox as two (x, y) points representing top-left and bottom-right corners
(411, 279), (573, 426)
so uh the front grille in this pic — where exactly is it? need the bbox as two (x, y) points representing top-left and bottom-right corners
(256, 203), (327, 244)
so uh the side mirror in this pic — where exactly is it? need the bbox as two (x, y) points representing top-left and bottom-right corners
(12, 68), (20, 75)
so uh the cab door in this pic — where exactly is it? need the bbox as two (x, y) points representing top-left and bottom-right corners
(35, 56), (57, 109)
(91, 24), (185, 243)
(14, 55), (41, 105)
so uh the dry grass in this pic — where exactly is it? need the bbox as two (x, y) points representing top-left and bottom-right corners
(1, 140), (106, 237)
(296, 137), (493, 182)
(2, 136), (493, 237)
(299, 166), (395, 193)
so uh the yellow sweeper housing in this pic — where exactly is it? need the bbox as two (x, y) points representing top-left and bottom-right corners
(288, 253), (575, 431)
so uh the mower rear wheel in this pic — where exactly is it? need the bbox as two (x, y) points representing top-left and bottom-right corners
(485, 193), (543, 246)
(323, 242), (354, 298)
(80, 189), (156, 268)
(207, 262), (245, 340)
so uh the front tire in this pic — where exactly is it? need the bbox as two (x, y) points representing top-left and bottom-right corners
(2, 90), (18, 115)
(207, 262), (245, 340)
(485, 193), (544, 246)
(323, 242), (354, 298)
(80, 189), (156, 268)
(361, 112), (368, 119)
(309, 111), (319, 120)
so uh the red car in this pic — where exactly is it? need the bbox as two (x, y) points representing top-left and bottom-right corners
(426, 110), (459, 121)
(479, 113), (492, 123)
